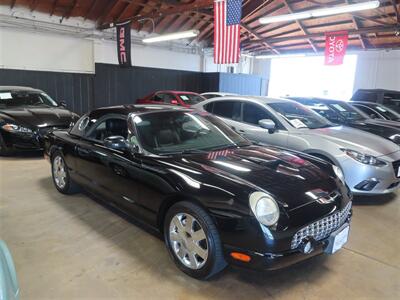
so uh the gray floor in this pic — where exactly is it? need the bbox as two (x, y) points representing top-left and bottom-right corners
(1, 155), (399, 300)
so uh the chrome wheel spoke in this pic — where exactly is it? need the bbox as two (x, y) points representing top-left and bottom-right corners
(172, 217), (185, 233)
(185, 215), (194, 233)
(188, 252), (198, 268)
(193, 243), (207, 260)
(169, 231), (180, 243)
(192, 229), (206, 243)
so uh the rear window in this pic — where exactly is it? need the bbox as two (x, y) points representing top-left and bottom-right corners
(177, 94), (205, 105)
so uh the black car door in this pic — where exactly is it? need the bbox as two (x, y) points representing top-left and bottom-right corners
(74, 115), (140, 211)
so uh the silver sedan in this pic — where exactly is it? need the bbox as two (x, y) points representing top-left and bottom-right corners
(193, 96), (400, 196)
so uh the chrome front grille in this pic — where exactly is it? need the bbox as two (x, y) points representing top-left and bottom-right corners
(290, 202), (352, 250)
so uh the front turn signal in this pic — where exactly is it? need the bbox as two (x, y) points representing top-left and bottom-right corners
(230, 252), (251, 262)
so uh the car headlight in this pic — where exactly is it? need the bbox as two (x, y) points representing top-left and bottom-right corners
(341, 149), (386, 167)
(249, 192), (280, 226)
(2, 123), (33, 133)
(332, 165), (345, 183)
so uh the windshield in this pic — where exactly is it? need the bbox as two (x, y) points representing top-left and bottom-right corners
(132, 111), (251, 155)
(371, 104), (400, 120)
(178, 94), (205, 105)
(268, 102), (333, 129)
(0, 91), (58, 108)
(327, 102), (366, 121)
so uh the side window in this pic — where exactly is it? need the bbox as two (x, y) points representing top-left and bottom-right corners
(212, 101), (241, 121)
(151, 93), (164, 102)
(243, 102), (273, 126)
(204, 102), (214, 113)
(162, 94), (176, 104)
(87, 117), (128, 142)
(70, 115), (96, 137)
(354, 105), (379, 118)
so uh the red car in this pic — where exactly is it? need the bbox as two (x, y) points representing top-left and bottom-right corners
(136, 91), (206, 108)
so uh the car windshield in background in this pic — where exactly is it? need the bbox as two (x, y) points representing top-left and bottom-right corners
(0, 92), (58, 108)
(133, 111), (251, 155)
(268, 102), (333, 129)
(178, 94), (205, 105)
(372, 104), (400, 121)
(328, 102), (366, 121)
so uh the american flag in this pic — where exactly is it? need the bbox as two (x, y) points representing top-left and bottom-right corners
(214, 0), (242, 64)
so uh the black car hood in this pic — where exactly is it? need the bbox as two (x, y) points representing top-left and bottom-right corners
(0, 106), (76, 128)
(159, 145), (341, 210)
(348, 119), (400, 144)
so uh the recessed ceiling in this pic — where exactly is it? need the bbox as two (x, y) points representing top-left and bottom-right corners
(1, 0), (400, 54)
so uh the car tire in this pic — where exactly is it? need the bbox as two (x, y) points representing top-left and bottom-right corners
(51, 151), (80, 194)
(164, 201), (227, 280)
(0, 134), (11, 156)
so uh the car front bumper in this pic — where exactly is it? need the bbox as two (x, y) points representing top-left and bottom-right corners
(224, 223), (350, 271)
(0, 130), (42, 151)
(339, 152), (400, 195)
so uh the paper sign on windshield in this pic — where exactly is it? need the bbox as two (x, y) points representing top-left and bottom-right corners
(290, 119), (308, 129)
(180, 95), (190, 101)
(0, 92), (12, 100)
(376, 106), (387, 112)
(332, 104), (346, 112)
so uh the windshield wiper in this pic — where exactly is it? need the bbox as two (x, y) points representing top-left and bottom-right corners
(158, 149), (208, 156)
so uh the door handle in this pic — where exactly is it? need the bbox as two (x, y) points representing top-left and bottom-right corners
(77, 146), (90, 156)
(238, 129), (246, 133)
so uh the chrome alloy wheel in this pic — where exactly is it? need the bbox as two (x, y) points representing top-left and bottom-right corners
(169, 213), (209, 270)
(53, 156), (67, 189)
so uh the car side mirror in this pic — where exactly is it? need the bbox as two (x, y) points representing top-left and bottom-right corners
(59, 101), (67, 108)
(259, 119), (276, 133)
(104, 136), (129, 151)
(370, 114), (376, 119)
(171, 100), (179, 105)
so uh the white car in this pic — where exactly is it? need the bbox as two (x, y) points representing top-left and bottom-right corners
(201, 92), (238, 99)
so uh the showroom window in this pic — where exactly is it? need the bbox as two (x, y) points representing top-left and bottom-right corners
(268, 55), (358, 100)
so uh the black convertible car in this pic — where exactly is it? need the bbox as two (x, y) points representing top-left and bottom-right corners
(44, 105), (352, 279)
(290, 97), (400, 145)
(0, 86), (80, 155)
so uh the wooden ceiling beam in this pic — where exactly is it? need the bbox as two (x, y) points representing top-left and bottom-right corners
(83, 0), (97, 21)
(29, 0), (38, 12)
(345, 0), (367, 49)
(98, 0), (213, 30)
(241, 23), (280, 54)
(243, 25), (399, 44)
(392, 0), (400, 23)
(64, 0), (78, 20)
(97, 0), (120, 26)
(282, 0), (318, 53)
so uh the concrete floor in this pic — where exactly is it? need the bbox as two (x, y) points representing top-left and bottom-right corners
(0, 155), (399, 300)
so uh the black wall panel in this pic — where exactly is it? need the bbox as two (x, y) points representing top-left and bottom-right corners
(94, 63), (208, 108)
(0, 68), (93, 115)
(219, 73), (263, 96)
(1, 64), (263, 115)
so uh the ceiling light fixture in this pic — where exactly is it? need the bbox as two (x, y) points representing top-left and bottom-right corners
(142, 29), (199, 43)
(259, 1), (380, 24)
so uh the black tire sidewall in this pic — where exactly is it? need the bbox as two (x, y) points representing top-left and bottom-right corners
(164, 201), (223, 280)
